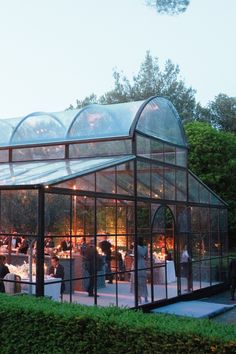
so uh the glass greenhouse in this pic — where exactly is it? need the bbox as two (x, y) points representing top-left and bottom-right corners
(0, 96), (228, 308)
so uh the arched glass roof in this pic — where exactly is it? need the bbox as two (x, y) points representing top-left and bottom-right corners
(0, 97), (187, 147)
(135, 97), (187, 146)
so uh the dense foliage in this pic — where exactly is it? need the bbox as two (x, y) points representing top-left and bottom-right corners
(185, 122), (236, 243)
(0, 294), (236, 354)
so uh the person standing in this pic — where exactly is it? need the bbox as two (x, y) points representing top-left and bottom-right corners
(130, 237), (148, 304)
(180, 245), (192, 292)
(0, 255), (10, 293)
(85, 239), (99, 297)
(229, 258), (236, 301)
(99, 235), (113, 284)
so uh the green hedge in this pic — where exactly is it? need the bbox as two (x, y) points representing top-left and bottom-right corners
(0, 294), (236, 354)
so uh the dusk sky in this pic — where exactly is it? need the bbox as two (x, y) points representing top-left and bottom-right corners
(0, 0), (235, 118)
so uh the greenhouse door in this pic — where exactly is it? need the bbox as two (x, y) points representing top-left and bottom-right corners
(151, 206), (177, 301)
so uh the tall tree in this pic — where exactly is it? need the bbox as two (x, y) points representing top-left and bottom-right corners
(69, 51), (197, 123)
(207, 94), (236, 133)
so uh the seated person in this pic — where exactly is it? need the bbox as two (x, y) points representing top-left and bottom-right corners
(45, 237), (55, 248)
(48, 256), (65, 296)
(60, 236), (72, 252)
(18, 237), (29, 254)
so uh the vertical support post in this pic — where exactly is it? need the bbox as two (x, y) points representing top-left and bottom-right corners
(134, 158), (138, 308)
(69, 195), (73, 303)
(36, 186), (45, 297)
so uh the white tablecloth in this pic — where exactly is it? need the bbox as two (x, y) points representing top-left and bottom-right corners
(154, 260), (176, 284)
(21, 277), (62, 300)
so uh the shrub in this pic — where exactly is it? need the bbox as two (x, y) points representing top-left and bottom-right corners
(0, 294), (236, 353)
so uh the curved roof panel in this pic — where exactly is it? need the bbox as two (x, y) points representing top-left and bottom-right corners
(135, 97), (187, 147)
(0, 97), (187, 147)
(10, 112), (66, 145)
(67, 101), (143, 140)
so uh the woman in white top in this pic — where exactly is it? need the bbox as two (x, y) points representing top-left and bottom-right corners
(131, 237), (148, 304)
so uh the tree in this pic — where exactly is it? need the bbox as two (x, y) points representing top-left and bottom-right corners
(68, 51), (197, 123)
(207, 94), (236, 133)
(145, 0), (190, 15)
(184, 121), (236, 244)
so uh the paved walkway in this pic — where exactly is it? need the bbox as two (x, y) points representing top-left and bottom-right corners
(200, 290), (236, 324)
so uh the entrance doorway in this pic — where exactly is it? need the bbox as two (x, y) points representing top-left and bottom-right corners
(151, 206), (177, 301)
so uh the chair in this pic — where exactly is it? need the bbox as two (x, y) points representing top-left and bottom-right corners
(4, 273), (21, 294)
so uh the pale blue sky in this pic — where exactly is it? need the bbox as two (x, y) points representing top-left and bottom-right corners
(0, 0), (235, 118)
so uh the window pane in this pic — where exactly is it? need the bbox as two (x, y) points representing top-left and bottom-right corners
(54, 174), (95, 192)
(96, 167), (116, 194)
(151, 164), (163, 199)
(164, 144), (176, 165)
(116, 161), (134, 195)
(12, 145), (65, 161)
(137, 161), (150, 197)
(0, 150), (8, 162)
(176, 170), (187, 201)
(136, 134), (150, 158)
(151, 139), (163, 161)
(69, 139), (132, 158)
(176, 148), (187, 167)
(0, 190), (38, 234)
(45, 194), (71, 236)
(164, 167), (175, 200)
(96, 199), (116, 235)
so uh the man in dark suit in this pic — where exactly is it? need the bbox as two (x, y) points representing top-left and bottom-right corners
(229, 259), (236, 301)
(99, 235), (113, 284)
(0, 255), (10, 293)
(85, 239), (100, 297)
(48, 256), (65, 297)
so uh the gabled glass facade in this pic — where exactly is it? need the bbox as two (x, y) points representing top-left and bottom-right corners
(0, 96), (228, 308)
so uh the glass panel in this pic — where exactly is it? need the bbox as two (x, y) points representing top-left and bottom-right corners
(191, 207), (201, 233)
(164, 144), (176, 165)
(12, 145), (65, 161)
(96, 167), (116, 194)
(117, 200), (135, 235)
(136, 134), (150, 158)
(151, 139), (164, 161)
(188, 173), (199, 203)
(0, 156), (134, 186)
(74, 197), (95, 236)
(97, 199), (116, 236)
(55, 173), (95, 191)
(137, 202), (150, 235)
(69, 139), (132, 158)
(45, 194), (71, 236)
(137, 161), (151, 197)
(189, 173), (225, 206)
(11, 114), (65, 145)
(0, 190), (38, 235)
(164, 167), (175, 200)
(136, 97), (187, 147)
(176, 170), (187, 201)
(116, 161), (134, 196)
(199, 184), (210, 204)
(0, 149), (8, 162)
(176, 206), (191, 234)
(67, 101), (143, 140)
(151, 164), (163, 199)
(176, 147), (187, 167)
